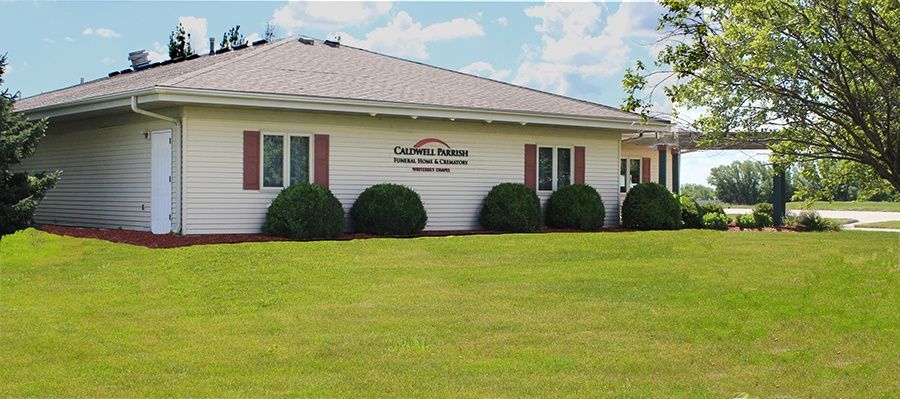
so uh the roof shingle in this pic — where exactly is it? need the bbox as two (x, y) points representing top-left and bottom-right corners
(17, 37), (643, 121)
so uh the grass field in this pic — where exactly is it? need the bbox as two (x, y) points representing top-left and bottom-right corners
(855, 220), (900, 229)
(2, 229), (898, 397)
(726, 201), (900, 212)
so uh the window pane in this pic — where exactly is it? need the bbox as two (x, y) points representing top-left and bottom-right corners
(630, 159), (641, 188)
(538, 147), (553, 191)
(620, 159), (627, 192)
(263, 135), (284, 187)
(289, 136), (310, 185)
(557, 148), (571, 188)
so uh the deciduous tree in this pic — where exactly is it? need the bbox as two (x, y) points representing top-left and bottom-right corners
(168, 22), (194, 59)
(623, 0), (900, 190)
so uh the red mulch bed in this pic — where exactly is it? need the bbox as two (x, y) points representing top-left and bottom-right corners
(37, 224), (795, 249)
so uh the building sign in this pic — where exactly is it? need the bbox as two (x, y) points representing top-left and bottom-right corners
(393, 138), (469, 173)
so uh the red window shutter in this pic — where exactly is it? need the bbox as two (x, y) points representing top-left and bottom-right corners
(314, 134), (330, 187)
(574, 146), (585, 184)
(242, 131), (260, 190)
(524, 144), (537, 190)
(641, 157), (651, 183)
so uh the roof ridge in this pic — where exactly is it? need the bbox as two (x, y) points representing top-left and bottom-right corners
(339, 42), (643, 120)
(161, 37), (293, 87)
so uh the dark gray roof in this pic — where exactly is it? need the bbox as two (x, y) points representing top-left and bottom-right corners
(17, 37), (644, 121)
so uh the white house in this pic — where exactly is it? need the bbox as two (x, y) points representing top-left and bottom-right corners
(14, 37), (678, 235)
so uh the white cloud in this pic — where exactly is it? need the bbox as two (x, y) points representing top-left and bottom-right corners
(147, 41), (168, 63)
(512, 2), (664, 97)
(178, 16), (209, 54)
(272, 1), (393, 33)
(4, 65), (12, 74)
(42, 38), (55, 44)
(459, 61), (511, 81)
(339, 11), (484, 59)
(494, 16), (509, 27)
(101, 56), (116, 65)
(83, 27), (121, 39)
(64, 36), (76, 43)
(246, 32), (261, 44)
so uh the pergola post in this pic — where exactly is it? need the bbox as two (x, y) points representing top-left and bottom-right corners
(772, 166), (787, 227)
(671, 148), (680, 194)
(657, 144), (667, 189)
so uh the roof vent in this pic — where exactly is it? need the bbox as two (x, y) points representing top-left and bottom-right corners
(128, 50), (150, 70)
(324, 34), (340, 48)
(299, 36), (314, 45)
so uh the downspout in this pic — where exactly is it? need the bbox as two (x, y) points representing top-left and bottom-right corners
(131, 96), (184, 234)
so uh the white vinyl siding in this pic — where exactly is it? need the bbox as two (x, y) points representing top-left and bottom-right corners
(181, 107), (622, 234)
(11, 114), (176, 231)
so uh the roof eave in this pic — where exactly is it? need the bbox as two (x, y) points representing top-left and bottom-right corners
(21, 86), (671, 132)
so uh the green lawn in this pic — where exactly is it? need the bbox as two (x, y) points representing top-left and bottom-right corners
(726, 201), (900, 212)
(2, 229), (898, 398)
(855, 220), (900, 229)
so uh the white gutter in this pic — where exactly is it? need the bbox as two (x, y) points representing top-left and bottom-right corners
(130, 96), (179, 125)
(24, 87), (670, 133)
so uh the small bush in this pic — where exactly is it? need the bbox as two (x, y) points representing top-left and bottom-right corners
(702, 212), (730, 230)
(621, 183), (681, 230)
(263, 184), (344, 239)
(792, 211), (841, 232)
(736, 213), (759, 229)
(678, 195), (703, 228)
(752, 202), (774, 227)
(479, 183), (541, 232)
(545, 184), (605, 231)
(350, 183), (427, 235)
(700, 202), (726, 216)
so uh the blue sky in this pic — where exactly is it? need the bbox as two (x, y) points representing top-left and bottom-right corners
(0, 0), (763, 186)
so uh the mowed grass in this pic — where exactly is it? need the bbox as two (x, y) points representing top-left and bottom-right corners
(855, 220), (900, 229)
(1, 229), (898, 398)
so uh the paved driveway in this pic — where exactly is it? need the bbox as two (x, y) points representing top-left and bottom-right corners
(726, 208), (900, 232)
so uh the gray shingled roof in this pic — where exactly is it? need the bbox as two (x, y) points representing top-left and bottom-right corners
(17, 37), (643, 121)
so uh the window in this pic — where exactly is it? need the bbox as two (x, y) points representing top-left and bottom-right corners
(262, 133), (312, 188)
(619, 158), (642, 193)
(538, 146), (573, 191)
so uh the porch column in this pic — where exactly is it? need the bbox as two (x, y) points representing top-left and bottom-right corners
(657, 144), (667, 189)
(670, 148), (680, 194)
(772, 166), (787, 227)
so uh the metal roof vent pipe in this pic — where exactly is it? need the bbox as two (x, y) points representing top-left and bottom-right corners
(209, 38), (215, 55)
(128, 50), (150, 70)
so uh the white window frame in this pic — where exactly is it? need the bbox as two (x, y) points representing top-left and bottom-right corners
(537, 145), (575, 192)
(261, 132), (315, 190)
(620, 158), (642, 193)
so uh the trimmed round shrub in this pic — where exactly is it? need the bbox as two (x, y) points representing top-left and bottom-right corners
(479, 183), (541, 232)
(621, 183), (682, 230)
(678, 194), (703, 228)
(752, 202), (774, 227)
(350, 183), (427, 235)
(702, 212), (730, 230)
(736, 213), (759, 229)
(545, 184), (606, 230)
(262, 184), (344, 239)
(700, 202), (726, 216)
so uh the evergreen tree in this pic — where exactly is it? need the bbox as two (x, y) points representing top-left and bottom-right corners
(219, 25), (246, 50)
(168, 22), (194, 59)
(0, 54), (60, 241)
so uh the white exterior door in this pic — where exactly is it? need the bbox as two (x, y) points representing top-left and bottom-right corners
(151, 130), (173, 234)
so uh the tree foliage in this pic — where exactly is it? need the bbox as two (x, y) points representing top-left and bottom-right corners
(680, 183), (716, 200)
(219, 25), (246, 50)
(707, 160), (793, 205)
(623, 0), (900, 191)
(792, 158), (898, 201)
(168, 22), (194, 59)
(0, 54), (60, 238)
